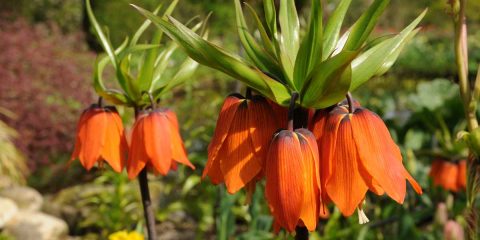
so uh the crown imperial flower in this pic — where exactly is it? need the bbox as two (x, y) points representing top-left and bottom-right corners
(265, 128), (321, 232)
(203, 94), (278, 193)
(311, 103), (422, 217)
(70, 104), (127, 172)
(127, 109), (195, 179)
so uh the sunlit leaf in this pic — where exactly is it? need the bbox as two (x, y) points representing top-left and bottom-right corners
(322, 0), (352, 59)
(301, 51), (357, 108)
(234, 0), (282, 77)
(349, 9), (426, 91)
(294, 0), (323, 90)
(130, 3), (162, 46)
(244, 3), (276, 57)
(343, 0), (389, 51)
(132, 5), (291, 104)
(93, 55), (130, 105)
(278, 0), (300, 84)
(263, 0), (277, 39)
(86, 0), (117, 68)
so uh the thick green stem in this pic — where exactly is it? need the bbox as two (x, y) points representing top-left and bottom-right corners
(452, 0), (479, 238)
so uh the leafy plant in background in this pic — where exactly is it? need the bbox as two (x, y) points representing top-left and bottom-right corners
(77, 172), (142, 238)
(0, 107), (27, 184)
(0, 18), (94, 177)
(133, 0), (427, 238)
(446, 0), (480, 238)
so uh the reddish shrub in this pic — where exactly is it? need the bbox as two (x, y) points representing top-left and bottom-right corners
(0, 18), (95, 171)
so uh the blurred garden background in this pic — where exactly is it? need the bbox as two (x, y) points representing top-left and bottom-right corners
(0, 0), (479, 239)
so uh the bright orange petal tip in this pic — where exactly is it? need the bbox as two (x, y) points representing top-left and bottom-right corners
(311, 104), (422, 217)
(265, 128), (320, 232)
(70, 104), (127, 173)
(203, 93), (278, 194)
(127, 109), (194, 179)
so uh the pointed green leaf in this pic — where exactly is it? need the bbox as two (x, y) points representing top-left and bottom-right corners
(349, 10), (426, 91)
(131, 5), (291, 103)
(151, 43), (178, 90)
(244, 3), (276, 57)
(301, 51), (357, 108)
(234, 0), (284, 82)
(322, 0), (352, 59)
(136, 0), (179, 94)
(93, 55), (130, 105)
(154, 57), (199, 98)
(263, 0), (277, 38)
(130, 4), (163, 46)
(278, 0), (300, 83)
(343, 0), (389, 51)
(294, 0), (323, 90)
(86, 0), (117, 68)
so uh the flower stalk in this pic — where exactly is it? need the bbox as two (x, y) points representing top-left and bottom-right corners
(451, 0), (480, 238)
(134, 107), (157, 240)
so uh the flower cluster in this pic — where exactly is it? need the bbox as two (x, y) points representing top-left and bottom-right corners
(429, 159), (466, 192)
(70, 100), (195, 177)
(203, 94), (422, 232)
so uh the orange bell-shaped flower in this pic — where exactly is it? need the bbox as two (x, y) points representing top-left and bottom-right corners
(265, 128), (320, 233)
(429, 159), (465, 192)
(70, 105), (127, 172)
(127, 109), (195, 179)
(311, 104), (422, 217)
(203, 94), (278, 194)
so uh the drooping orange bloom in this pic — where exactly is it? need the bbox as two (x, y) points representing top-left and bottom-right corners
(70, 105), (127, 172)
(429, 159), (466, 192)
(127, 109), (195, 179)
(265, 128), (320, 233)
(203, 94), (278, 194)
(311, 105), (422, 217)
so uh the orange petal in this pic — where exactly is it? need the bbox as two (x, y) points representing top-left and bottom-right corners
(127, 115), (148, 179)
(267, 99), (288, 129)
(248, 96), (278, 169)
(164, 110), (195, 170)
(457, 160), (467, 190)
(265, 130), (304, 232)
(219, 102), (262, 193)
(80, 108), (107, 171)
(317, 107), (347, 206)
(296, 129), (320, 231)
(203, 95), (242, 179)
(404, 168), (423, 194)
(144, 112), (172, 176)
(351, 108), (409, 204)
(70, 108), (91, 164)
(325, 117), (368, 216)
(438, 161), (459, 192)
(101, 111), (125, 172)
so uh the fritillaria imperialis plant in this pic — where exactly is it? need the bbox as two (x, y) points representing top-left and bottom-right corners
(70, 0), (203, 239)
(133, 0), (427, 236)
